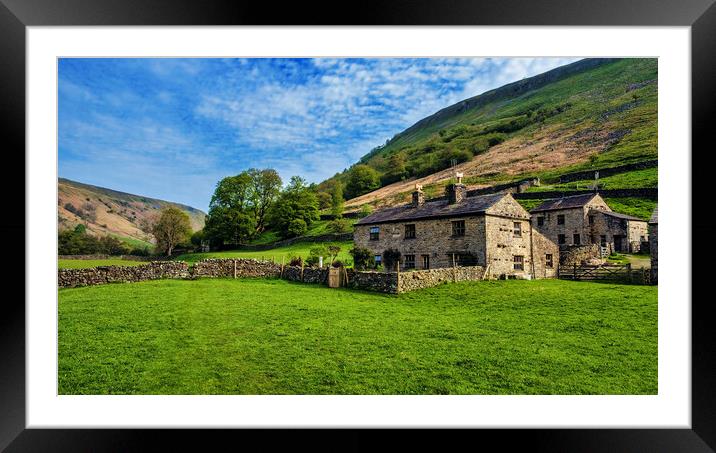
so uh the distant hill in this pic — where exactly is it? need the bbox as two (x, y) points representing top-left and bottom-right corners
(318, 58), (657, 211)
(58, 178), (206, 247)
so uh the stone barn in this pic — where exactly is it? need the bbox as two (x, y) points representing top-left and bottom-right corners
(649, 206), (658, 284)
(530, 193), (649, 255)
(353, 181), (558, 279)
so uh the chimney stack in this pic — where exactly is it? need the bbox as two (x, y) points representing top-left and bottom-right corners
(412, 184), (425, 208)
(446, 172), (466, 204)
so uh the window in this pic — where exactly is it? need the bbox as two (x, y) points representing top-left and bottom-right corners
(404, 254), (415, 269)
(451, 220), (466, 237)
(513, 222), (522, 237)
(369, 226), (379, 241)
(557, 215), (565, 225)
(545, 254), (553, 268)
(537, 217), (544, 226)
(422, 254), (430, 269)
(589, 215), (595, 225)
(451, 253), (477, 266)
(573, 234), (581, 245)
(404, 224), (416, 239)
(558, 234), (566, 244)
(513, 255), (524, 271)
(600, 235), (607, 247)
(374, 255), (382, 265)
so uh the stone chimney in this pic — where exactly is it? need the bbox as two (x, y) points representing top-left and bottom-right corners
(412, 184), (425, 208)
(446, 172), (466, 204)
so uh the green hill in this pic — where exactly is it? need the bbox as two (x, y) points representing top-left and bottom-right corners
(319, 58), (657, 206)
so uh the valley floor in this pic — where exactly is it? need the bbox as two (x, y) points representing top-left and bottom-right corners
(58, 278), (657, 395)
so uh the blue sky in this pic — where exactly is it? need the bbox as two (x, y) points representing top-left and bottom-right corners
(58, 57), (579, 211)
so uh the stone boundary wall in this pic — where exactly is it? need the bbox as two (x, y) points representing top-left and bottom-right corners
(557, 159), (658, 183)
(559, 244), (602, 266)
(396, 266), (486, 293)
(228, 233), (353, 252)
(513, 188), (657, 201)
(58, 254), (155, 261)
(192, 259), (282, 278)
(58, 261), (190, 288)
(346, 270), (398, 293)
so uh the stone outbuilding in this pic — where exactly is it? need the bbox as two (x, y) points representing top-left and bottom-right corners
(649, 206), (658, 284)
(354, 182), (558, 279)
(530, 193), (649, 255)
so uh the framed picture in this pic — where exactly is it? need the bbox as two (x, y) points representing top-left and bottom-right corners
(3, 0), (714, 450)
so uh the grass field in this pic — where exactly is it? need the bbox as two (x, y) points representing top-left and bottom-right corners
(58, 259), (148, 269)
(174, 240), (354, 265)
(58, 278), (657, 395)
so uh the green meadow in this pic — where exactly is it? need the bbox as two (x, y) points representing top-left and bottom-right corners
(58, 278), (657, 395)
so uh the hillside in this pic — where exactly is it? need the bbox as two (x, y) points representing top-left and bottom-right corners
(318, 58), (657, 211)
(58, 178), (206, 247)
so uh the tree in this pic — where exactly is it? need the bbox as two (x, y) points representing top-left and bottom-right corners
(317, 191), (332, 210)
(345, 164), (380, 199)
(287, 218), (308, 237)
(151, 207), (192, 256)
(382, 152), (408, 185)
(327, 244), (341, 264)
(268, 176), (319, 238)
(382, 248), (402, 271)
(330, 183), (345, 218)
(247, 168), (282, 234)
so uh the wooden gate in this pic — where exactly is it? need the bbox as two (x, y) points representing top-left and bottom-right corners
(558, 263), (650, 284)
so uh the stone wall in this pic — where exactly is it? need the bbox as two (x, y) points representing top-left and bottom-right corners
(345, 270), (398, 293)
(559, 244), (602, 266)
(192, 258), (282, 278)
(58, 254), (155, 261)
(396, 266), (486, 293)
(650, 222), (658, 284)
(223, 233), (353, 252)
(58, 261), (190, 288)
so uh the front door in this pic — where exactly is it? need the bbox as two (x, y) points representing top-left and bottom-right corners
(614, 235), (624, 252)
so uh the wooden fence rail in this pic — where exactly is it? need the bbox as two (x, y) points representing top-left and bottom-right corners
(558, 263), (651, 284)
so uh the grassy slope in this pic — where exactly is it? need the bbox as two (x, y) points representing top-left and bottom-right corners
(58, 278), (657, 395)
(58, 259), (148, 269)
(526, 167), (658, 192)
(174, 240), (354, 264)
(322, 58), (656, 194)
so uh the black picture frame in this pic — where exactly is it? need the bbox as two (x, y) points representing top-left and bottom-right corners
(2, 0), (714, 450)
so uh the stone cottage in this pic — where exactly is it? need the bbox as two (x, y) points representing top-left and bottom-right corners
(649, 206), (658, 284)
(354, 180), (558, 279)
(530, 193), (649, 254)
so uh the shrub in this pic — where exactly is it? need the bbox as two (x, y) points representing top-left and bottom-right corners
(327, 218), (351, 234)
(382, 248), (402, 271)
(129, 246), (151, 256)
(331, 260), (344, 268)
(350, 246), (373, 270)
(287, 218), (308, 237)
(358, 204), (373, 218)
(289, 256), (303, 266)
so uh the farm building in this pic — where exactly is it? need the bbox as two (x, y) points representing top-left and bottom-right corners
(649, 206), (658, 284)
(354, 179), (558, 279)
(530, 193), (649, 254)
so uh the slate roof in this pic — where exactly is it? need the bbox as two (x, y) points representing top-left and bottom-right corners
(355, 193), (508, 225)
(649, 206), (658, 224)
(598, 210), (646, 222)
(530, 193), (599, 213)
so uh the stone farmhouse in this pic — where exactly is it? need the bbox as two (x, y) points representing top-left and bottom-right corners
(354, 179), (559, 279)
(530, 193), (649, 254)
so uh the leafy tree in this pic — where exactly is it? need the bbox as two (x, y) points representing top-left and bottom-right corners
(350, 247), (373, 270)
(268, 176), (319, 239)
(345, 164), (380, 199)
(358, 204), (373, 218)
(330, 183), (345, 218)
(73, 224), (87, 234)
(151, 207), (192, 256)
(247, 168), (282, 234)
(98, 236), (130, 255)
(317, 191), (332, 210)
(382, 152), (407, 185)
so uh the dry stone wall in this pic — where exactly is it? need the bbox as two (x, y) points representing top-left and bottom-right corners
(559, 244), (602, 266)
(58, 261), (190, 288)
(58, 259), (488, 294)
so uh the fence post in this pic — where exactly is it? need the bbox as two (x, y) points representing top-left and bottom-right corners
(574, 262), (577, 281)
(233, 259), (237, 279)
(301, 262), (304, 282)
(627, 263), (632, 283)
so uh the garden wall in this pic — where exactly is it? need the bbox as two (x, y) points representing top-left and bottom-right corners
(559, 244), (602, 266)
(58, 258), (488, 294)
(58, 261), (190, 288)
